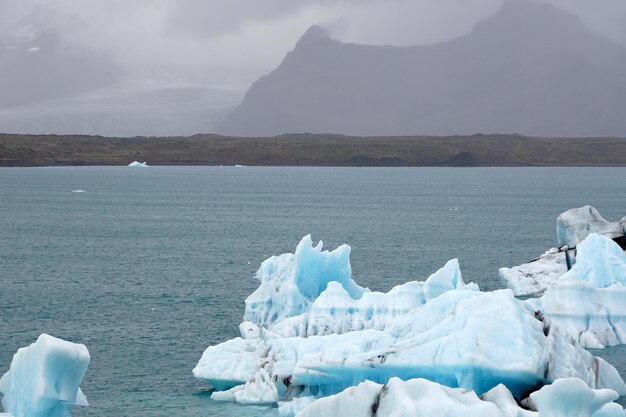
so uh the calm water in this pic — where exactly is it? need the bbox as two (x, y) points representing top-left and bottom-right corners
(1, 166), (625, 416)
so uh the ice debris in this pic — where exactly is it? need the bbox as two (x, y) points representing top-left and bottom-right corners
(128, 161), (149, 167)
(500, 206), (626, 297)
(194, 236), (626, 406)
(0, 334), (90, 417)
(538, 233), (626, 348)
(279, 377), (625, 417)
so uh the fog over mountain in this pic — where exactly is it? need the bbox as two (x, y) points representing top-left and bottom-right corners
(219, 1), (626, 137)
(1, 0), (626, 136)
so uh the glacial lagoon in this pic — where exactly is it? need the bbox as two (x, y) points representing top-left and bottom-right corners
(1, 166), (625, 416)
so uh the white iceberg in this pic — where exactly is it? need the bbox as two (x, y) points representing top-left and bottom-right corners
(500, 206), (626, 297)
(556, 206), (625, 249)
(244, 235), (472, 338)
(539, 233), (626, 348)
(194, 236), (626, 406)
(0, 334), (90, 417)
(499, 247), (568, 297)
(128, 161), (149, 167)
(281, 377), (625, 417)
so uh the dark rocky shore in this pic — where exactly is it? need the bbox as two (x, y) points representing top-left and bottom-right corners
(1, 133), (626, 167)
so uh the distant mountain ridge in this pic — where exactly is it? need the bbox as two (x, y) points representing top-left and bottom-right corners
(217, 0), (626, 137)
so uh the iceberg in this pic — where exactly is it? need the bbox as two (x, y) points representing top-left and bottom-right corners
(499, 247), (568, 297)
(281, 377), (625, 417)
(539, 233), (626, 348)
(245, 234), (472, 338)
(500, 206), (626, 297)
(556, 206), (625, 249)
(128, 161), (149, 167)
(194, 236), (626, 407)
(0, 334), (90, 417)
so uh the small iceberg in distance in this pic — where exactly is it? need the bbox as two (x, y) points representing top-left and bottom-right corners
(71, 189), (86, 193)
(128, 161), (149, 168)
(0, 334), (90, 417)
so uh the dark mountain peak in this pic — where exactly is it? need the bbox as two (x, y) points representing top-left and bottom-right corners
(295, 25), (332, 48)
(218, 0), (626, 137)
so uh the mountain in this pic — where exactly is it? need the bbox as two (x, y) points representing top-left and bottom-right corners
(217, 0), (626, 137)
(0, 4), (120, 108)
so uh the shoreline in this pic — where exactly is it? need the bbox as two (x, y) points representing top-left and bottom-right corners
(2, 133), (626, 167)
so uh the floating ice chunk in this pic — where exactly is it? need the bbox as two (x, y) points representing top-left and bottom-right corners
(244, 235), (474, 338)
(499, 247), (567, 297)
(71, 189), (86, 193)
(500, 206), (626, 297)
(244, 235), (364, 330)
(293, 377), (624, 417)
(271, 259), (476, 337)
(196, 236), (626, 407)
(195, 288), (625, 403)
(528, 378), (622, 417)
(540, 234), (626, 348)
(27, 46), (40, 52)
(128, 161), (149, 167)
(0, 334), (90, 417)
(557, 206), (625, 249)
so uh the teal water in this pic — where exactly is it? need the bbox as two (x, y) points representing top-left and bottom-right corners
(1, 166), (625, 416)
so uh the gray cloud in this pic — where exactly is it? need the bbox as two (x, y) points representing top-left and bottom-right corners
(1, 0), (626, 135)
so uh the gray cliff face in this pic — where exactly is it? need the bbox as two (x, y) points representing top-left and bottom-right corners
(217, 1), (626, 137)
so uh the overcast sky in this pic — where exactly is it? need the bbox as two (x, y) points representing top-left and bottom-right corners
(1, 0), (626, 136)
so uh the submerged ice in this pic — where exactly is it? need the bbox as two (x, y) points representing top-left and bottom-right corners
(194, 236), (626, 409)
(0, 334), (90, 417)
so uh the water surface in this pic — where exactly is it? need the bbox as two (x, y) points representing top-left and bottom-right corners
(1, 166), (625, 416)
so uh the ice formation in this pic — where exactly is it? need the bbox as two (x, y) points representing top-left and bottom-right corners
(500, 206), (626, 297)
(194, 236), (626, 408)
(0, 334), (90, 417)
(539, 233), (626, 348)
(556, 206), (625, 249)
(128, 161), (149, 167)
(279, 377), (626, 417)
(499, 247), (567, 297)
